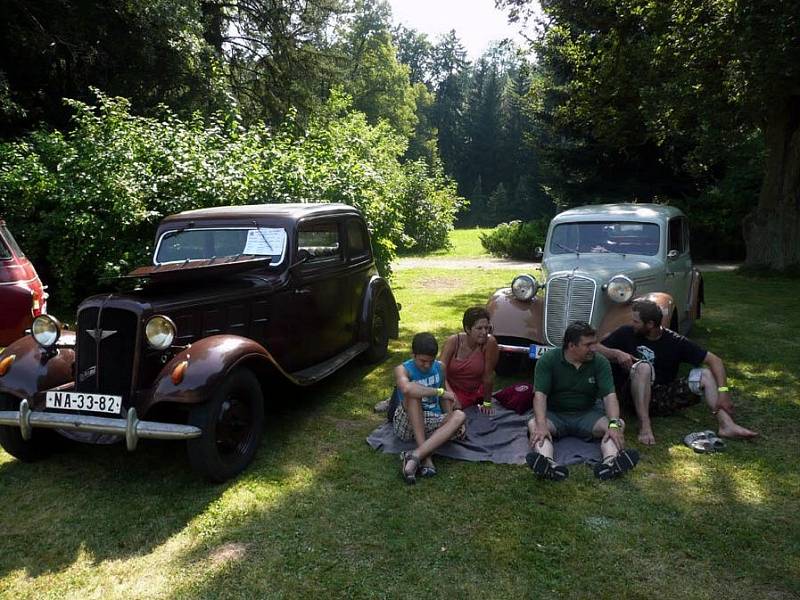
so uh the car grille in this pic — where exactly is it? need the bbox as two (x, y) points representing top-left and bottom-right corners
(544, 275), (597, 346)
(75, 306), (139, 398)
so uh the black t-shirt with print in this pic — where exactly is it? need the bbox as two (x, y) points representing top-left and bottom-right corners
(602, 325), (707, 385)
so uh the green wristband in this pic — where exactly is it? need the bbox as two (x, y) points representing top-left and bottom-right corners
(436, 387), (445, 397)
(717, 386), (729, 392)
(482, 401), (492, 408)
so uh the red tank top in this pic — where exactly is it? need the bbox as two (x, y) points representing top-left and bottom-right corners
(446, 333), (486, 408)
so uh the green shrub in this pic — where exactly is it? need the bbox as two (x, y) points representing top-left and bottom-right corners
(0, 90), (462, 308)
(479, 219), (549, 260)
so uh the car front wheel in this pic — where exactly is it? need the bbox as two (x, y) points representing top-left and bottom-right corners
(0, 393), (63, 462)
(187, 368), (264, 483)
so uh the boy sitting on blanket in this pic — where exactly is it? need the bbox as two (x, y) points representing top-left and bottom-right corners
(394, 332), (466, 484)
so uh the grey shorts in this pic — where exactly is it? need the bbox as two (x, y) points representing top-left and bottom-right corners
(546, 408), (606, 440)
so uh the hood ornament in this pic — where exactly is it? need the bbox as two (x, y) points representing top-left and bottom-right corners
(85, 328), (117, 341)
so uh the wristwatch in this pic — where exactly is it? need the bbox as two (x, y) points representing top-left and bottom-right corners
(608, 418), (622, 430)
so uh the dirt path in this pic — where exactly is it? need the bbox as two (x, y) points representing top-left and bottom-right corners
(394, 256), (741, 272)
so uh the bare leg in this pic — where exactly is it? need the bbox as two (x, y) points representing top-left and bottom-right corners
(526, 418), (555, 458)
(629, 362), (656, 445)
(592, 416), (624, 461)
(698, 369), (758, 439)
(402, 399), (466, 476)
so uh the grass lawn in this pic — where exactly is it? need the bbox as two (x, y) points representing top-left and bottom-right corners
(399, 227), (492, 258)
(1, 267), (799, 598)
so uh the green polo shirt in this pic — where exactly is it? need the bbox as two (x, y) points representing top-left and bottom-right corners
(534, 348), (614, 413)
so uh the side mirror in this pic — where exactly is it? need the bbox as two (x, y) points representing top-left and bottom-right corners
(667, 249), (679, 260)
(533, 246), (543, 260)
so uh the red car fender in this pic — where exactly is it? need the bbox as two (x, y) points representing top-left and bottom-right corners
(486, 288), (545, 344)
(0, 332), (75, 403)
(141, 334), (289, 416)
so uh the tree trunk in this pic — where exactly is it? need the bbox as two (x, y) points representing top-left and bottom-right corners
(742, 94), (800, 270)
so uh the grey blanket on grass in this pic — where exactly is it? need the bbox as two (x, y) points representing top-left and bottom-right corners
(366, 404), (602, 466)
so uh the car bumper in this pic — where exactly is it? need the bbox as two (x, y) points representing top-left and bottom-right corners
(497, 342), (554, 359)
(0, 399), (201, 451)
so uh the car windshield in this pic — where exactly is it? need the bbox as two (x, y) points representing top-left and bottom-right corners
(0, 224), (24, 260)
(155, 227), (288, 266)
(549, 221), (660, 256)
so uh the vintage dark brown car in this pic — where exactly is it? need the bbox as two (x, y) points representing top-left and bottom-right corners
(0, 203), (399, 481)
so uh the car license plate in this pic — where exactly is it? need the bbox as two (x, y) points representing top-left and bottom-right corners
(45, 391), (123, 415)
(529, 344), (553, 359)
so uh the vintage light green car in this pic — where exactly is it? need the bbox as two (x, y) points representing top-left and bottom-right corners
(486, 203), (704, 373)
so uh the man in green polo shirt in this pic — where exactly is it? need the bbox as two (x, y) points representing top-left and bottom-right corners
(526, 321), (639, 481)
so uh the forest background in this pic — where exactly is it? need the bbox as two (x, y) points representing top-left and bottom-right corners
(1, 0), (798, 308)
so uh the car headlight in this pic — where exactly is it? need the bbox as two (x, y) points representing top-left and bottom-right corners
(511, 274), (539, 301)
(145, 315), (176, 350)
(31, 314), (62, 347)
(606, 275), (635, 303)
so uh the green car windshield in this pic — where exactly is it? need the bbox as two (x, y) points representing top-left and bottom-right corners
(550, 221), (660, 256)
(155, 227), (288, 266)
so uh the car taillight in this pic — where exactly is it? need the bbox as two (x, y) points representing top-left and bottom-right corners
(30, 288), (44, 317)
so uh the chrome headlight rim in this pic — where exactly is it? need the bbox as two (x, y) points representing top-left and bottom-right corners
(145, 315), (176, 350)
(31, 314), (62, 348)
(606, 274), (636, 304)
(511, 274), (539, 301)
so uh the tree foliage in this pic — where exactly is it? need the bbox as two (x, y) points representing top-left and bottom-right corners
(499, 0), (800, 268)
(0, 91), (461, 307)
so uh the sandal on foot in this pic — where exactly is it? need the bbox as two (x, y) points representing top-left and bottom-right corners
(400, 451), (420, 484)
(419, 465), (437, 478)
(594, 448), (640, 480)
(525, 451), (569, 481)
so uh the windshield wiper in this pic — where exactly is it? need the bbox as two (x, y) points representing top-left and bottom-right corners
(251, 220), (273, 252)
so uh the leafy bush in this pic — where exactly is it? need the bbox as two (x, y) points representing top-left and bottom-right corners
(0, 90), (462, 308)
(397, 159), (465, 253)
(479, 219), (549, 260)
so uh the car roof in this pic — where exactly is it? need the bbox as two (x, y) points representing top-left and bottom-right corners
(552, 203), (686, 224)
(160, 203), (361, 224)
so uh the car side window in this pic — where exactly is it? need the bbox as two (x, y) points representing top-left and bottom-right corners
(668, 217), (685, 254)
(297, 221), (342, 263)
(346, 219), (369, 259)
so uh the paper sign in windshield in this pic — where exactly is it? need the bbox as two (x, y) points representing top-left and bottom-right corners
(243, 228), (286, 256)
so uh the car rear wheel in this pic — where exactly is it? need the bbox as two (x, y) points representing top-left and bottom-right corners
(0, 393), (62, 461)
(363, 298), (390, 363)
(187, 368), (264, 483)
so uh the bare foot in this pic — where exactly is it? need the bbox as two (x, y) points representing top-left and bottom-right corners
(718, 423), (759, 439)
(638, 429), (656, 445)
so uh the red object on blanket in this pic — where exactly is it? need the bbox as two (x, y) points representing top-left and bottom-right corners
(493, 383), (534, 414)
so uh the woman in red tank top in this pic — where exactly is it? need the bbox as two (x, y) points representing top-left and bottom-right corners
(440, 307), (499, 411)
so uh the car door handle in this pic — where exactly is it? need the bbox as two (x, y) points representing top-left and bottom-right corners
(294, 288), (311, 295)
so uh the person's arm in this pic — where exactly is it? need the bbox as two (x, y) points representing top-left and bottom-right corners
(595, 342), (636, 370)
(530, 390), (551, 446)
(482, 336), (499, 404)
(438, 362), (458, 413)
(601, 392), (625, 450)
(704, 351), (734, 414)
(439, 335), (461, 409)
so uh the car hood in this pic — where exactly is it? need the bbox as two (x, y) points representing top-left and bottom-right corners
(543, 254), (663, 283)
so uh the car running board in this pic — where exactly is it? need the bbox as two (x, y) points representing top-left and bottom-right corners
(290, 342), (369, 386)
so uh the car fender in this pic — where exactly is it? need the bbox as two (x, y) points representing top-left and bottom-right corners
(486, 288), (545, 345)
(0, 332), (75, 403)
(143, 334), (290, 415)
(359, 276), (400, 341)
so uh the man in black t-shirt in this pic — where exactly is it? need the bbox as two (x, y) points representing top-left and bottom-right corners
(597, 299), (758, 445)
